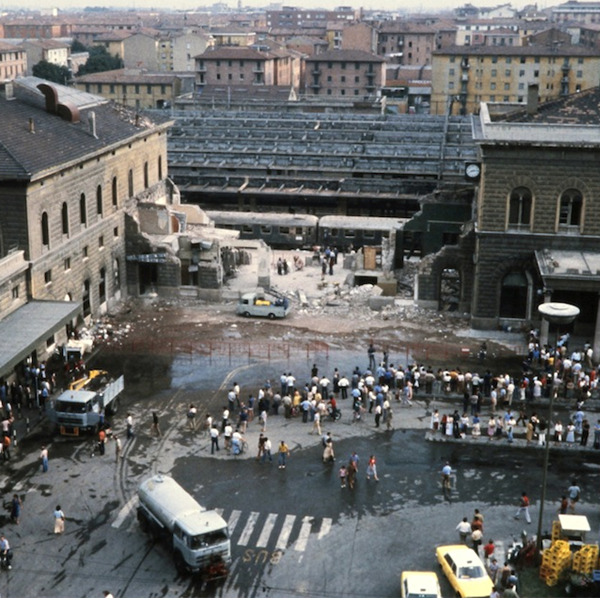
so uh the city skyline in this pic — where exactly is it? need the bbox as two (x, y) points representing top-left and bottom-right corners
(1, 0), (549, 13)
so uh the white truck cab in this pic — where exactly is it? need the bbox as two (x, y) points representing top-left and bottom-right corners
(137, 475), (231, 576)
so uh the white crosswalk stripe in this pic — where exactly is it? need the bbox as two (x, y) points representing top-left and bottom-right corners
(257, 513), (278, 547)
(238, 511), (259, 546)
(318, 517), (332, 539)
(294, 516), (312, 552)
(276, 514), (296, 550)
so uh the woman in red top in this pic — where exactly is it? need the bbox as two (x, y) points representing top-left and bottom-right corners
(366, 455), (379, 481)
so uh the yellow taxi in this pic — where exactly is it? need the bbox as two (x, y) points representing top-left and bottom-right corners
(435, 545), (494, 598)
(400, 571), (442, 598)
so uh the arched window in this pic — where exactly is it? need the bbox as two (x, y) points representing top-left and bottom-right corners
(96, 184), (103, 216)
(61, 203), (69, 236)
(41, 212), (50, 247)
(143, 161), (149, 188)
(158, 155), (163, 180)
(499, 271), (528, 319)
(508, 187), (531, 227)
(128, 169), (134, 197)
(80, 193), (87, 226)
(559, 188), (582, 226)
(112, 176), (118, 206)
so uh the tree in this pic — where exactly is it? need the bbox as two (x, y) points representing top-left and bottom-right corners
(77, 46), (123, 76)
(71, 39), (88, 53)
(32, 60), (71, 85)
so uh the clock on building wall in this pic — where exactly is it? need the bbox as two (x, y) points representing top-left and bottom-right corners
(465, 162), (481, 181)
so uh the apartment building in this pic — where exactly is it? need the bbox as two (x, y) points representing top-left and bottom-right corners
(196, 46), (279, 87)
(21, 39), (69, 75)
(304, 49), (385, 97)
(73, 68), (194, 109)
(430, 44), (600, 115)
(552, 1), (600, 24)
(0, 41), (27, 81)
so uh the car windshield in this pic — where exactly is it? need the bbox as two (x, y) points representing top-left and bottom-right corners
(189, 528), (229, 549)
(458, 565), (484, 579)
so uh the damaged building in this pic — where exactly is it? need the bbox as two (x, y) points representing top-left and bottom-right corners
(418, 87), (600, 356)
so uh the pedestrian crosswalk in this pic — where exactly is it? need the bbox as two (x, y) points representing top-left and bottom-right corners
(214, 508), (332, 553)
(118, 502), (333, 555)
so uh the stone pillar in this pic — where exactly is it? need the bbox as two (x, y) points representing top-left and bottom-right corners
(593, 295), (600, 363)
(539, 293), (551, 347)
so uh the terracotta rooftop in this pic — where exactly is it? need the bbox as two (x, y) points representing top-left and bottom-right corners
(502, 86), (600, 125)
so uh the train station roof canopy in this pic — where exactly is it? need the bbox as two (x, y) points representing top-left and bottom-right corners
(535, 249), (600, 291)
(0, 300), (81, 377)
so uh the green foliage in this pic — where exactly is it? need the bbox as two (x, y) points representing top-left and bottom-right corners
(32, 60), (71, 84)
(71, 39), (88, 53)
(77, 46), (123, 76)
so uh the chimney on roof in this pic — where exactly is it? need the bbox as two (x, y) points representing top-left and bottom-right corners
(527, 84), (539, 116)
(29, 118), (35, 134)
(88, 111), (97, 138)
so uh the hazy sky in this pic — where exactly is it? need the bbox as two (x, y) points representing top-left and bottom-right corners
(3, 1), (548, 13)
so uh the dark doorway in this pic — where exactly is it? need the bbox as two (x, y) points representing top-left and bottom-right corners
(139, 263), (158, 295)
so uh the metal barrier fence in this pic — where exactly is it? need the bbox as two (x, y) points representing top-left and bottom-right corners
(97, 337), (526, 365)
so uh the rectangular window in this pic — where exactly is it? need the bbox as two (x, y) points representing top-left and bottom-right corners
(99, 235), (104, 249)
(449, 68), (455, 76)
(492, 56), (498, 63)
(577, 70), (583, 77)
(504, 83), (510, 90)
(519, 70), (525, 77)
(64, 257), (71, 271)
(44, 269), (52, 284)
(505, 69), (511, 77)
(83, 246), (89, 260)
(449, 81), (455, 90)
(490, 82), (496, 90)
(46, 334), (55, 348)
(506, 57), (512, 64)
(12, 285), (18, 299)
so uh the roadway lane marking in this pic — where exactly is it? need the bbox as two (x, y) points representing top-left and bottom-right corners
(294, 516), (312, 552)
(276, 514), (296, 549)
(112, 495), (137, 528)
(257, 513), (278, 547)
(318, 517), (332, 539)
(227, 509), (241, 535)
(238, 511), (259, 546)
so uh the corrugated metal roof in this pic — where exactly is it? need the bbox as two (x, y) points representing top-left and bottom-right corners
(0, 301), (81, 377)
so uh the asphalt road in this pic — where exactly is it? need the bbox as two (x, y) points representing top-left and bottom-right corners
(2, 349), (600, 598)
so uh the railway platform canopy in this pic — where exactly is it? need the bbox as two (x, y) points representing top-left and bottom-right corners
(166, 109), (478, 216)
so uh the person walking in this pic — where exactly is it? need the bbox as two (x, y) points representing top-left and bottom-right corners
(514, 491), (532, 524)
(0, 534), (12, 569)
(277, 440), (289, 469)
(568, 480), (581, 513)
(456, 517), (472, 544)
(98, 428), (106, 456)
(210, 425), (220, 454)
(366, 454), (379, 481)
(187, 404), (197, 431)
(261, 437), (272, 463)
(126, 412), (134, 440)
(114, 435), (122, 462)
(53, 505), (65, 534)
(151, 411), (161, 437)
(40, 445), (49, 472)
(338, 465), (348, 488)
(10, 494), (22, 525)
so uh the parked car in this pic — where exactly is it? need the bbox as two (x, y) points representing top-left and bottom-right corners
(435, 545), (494, 598)
(400, 571), (442, 598)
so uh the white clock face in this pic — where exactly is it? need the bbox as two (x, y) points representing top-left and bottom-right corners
(466, 164), (480, 178)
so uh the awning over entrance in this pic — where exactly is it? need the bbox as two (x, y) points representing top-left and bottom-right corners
(0, 300), (81, 377)
(535, 249), (600, 290)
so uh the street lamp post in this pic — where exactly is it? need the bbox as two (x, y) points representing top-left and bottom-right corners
(536, 302), (579, 553)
